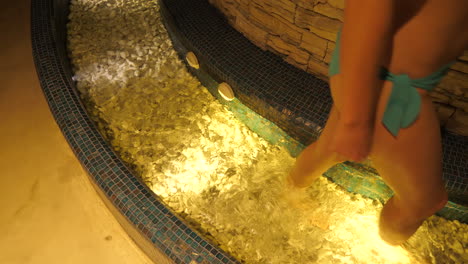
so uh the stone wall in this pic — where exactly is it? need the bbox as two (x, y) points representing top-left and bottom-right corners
(208, 0), (468, 136)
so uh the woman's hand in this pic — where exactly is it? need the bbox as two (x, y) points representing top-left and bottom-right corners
(330, 0), (393, 163)
(328, 118), (373, 163)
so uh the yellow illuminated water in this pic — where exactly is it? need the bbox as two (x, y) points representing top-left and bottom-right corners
(68, 0), (468, 263)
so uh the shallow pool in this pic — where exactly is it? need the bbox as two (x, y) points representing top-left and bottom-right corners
(67, 0), (468, 263)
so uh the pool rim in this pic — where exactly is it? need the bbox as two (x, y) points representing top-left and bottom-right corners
(31, 0), (240, 263)
(31, 0), (468, 263)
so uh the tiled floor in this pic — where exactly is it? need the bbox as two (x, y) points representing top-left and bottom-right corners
(0, 1), (154, 263)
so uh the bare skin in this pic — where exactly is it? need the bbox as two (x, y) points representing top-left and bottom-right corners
(288, 0), (468, 245)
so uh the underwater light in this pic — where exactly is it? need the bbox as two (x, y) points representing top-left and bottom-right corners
(218, 82), (235, 101)
(186, 51), (200, 69)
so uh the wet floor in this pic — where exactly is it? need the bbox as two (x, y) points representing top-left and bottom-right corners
(68, 0), (468, 263)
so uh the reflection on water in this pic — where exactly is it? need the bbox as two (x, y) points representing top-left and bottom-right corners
(68, 0), (468, 263)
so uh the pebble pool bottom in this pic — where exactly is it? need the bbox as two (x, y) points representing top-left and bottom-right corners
(67, 0), (468, 263)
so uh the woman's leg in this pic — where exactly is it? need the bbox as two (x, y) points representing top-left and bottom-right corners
(288, 76), (346, 188)
(371, 84), (448, 245)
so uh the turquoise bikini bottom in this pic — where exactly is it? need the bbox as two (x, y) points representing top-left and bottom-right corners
(328, 30), (453, 136)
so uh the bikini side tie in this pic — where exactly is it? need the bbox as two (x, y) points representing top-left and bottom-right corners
(380, 63), (453, 136)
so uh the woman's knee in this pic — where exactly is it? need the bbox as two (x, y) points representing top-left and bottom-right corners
(397, 188), (448, 218)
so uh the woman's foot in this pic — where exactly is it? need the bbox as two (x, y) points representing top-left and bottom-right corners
(378, 195), (447, 245)
(287, 168), (316, 189)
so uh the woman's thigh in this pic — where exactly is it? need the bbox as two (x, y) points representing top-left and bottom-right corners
(370, 82), (446, 209)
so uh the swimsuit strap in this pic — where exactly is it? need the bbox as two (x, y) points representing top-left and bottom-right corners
(328, 30), (341, 77)
(380, 62), (454, 136)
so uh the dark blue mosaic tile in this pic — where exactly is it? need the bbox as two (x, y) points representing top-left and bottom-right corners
(32, 1), (467, 264)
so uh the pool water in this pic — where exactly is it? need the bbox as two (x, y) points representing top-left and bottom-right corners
(67, 0), (468, 263)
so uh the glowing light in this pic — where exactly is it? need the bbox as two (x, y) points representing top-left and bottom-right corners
(68, 0), (468, 263)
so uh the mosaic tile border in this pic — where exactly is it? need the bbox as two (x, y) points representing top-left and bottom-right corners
(30, 0), (468, 260)
(31, 0), (240, 263)
(160, 0), (468, 222)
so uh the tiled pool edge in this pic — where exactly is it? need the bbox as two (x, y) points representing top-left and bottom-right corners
(30, 1), (468, 264)
(86, 172), (174, 264)
(31, 0), (241, 263)
(160, 0), (468, 222)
